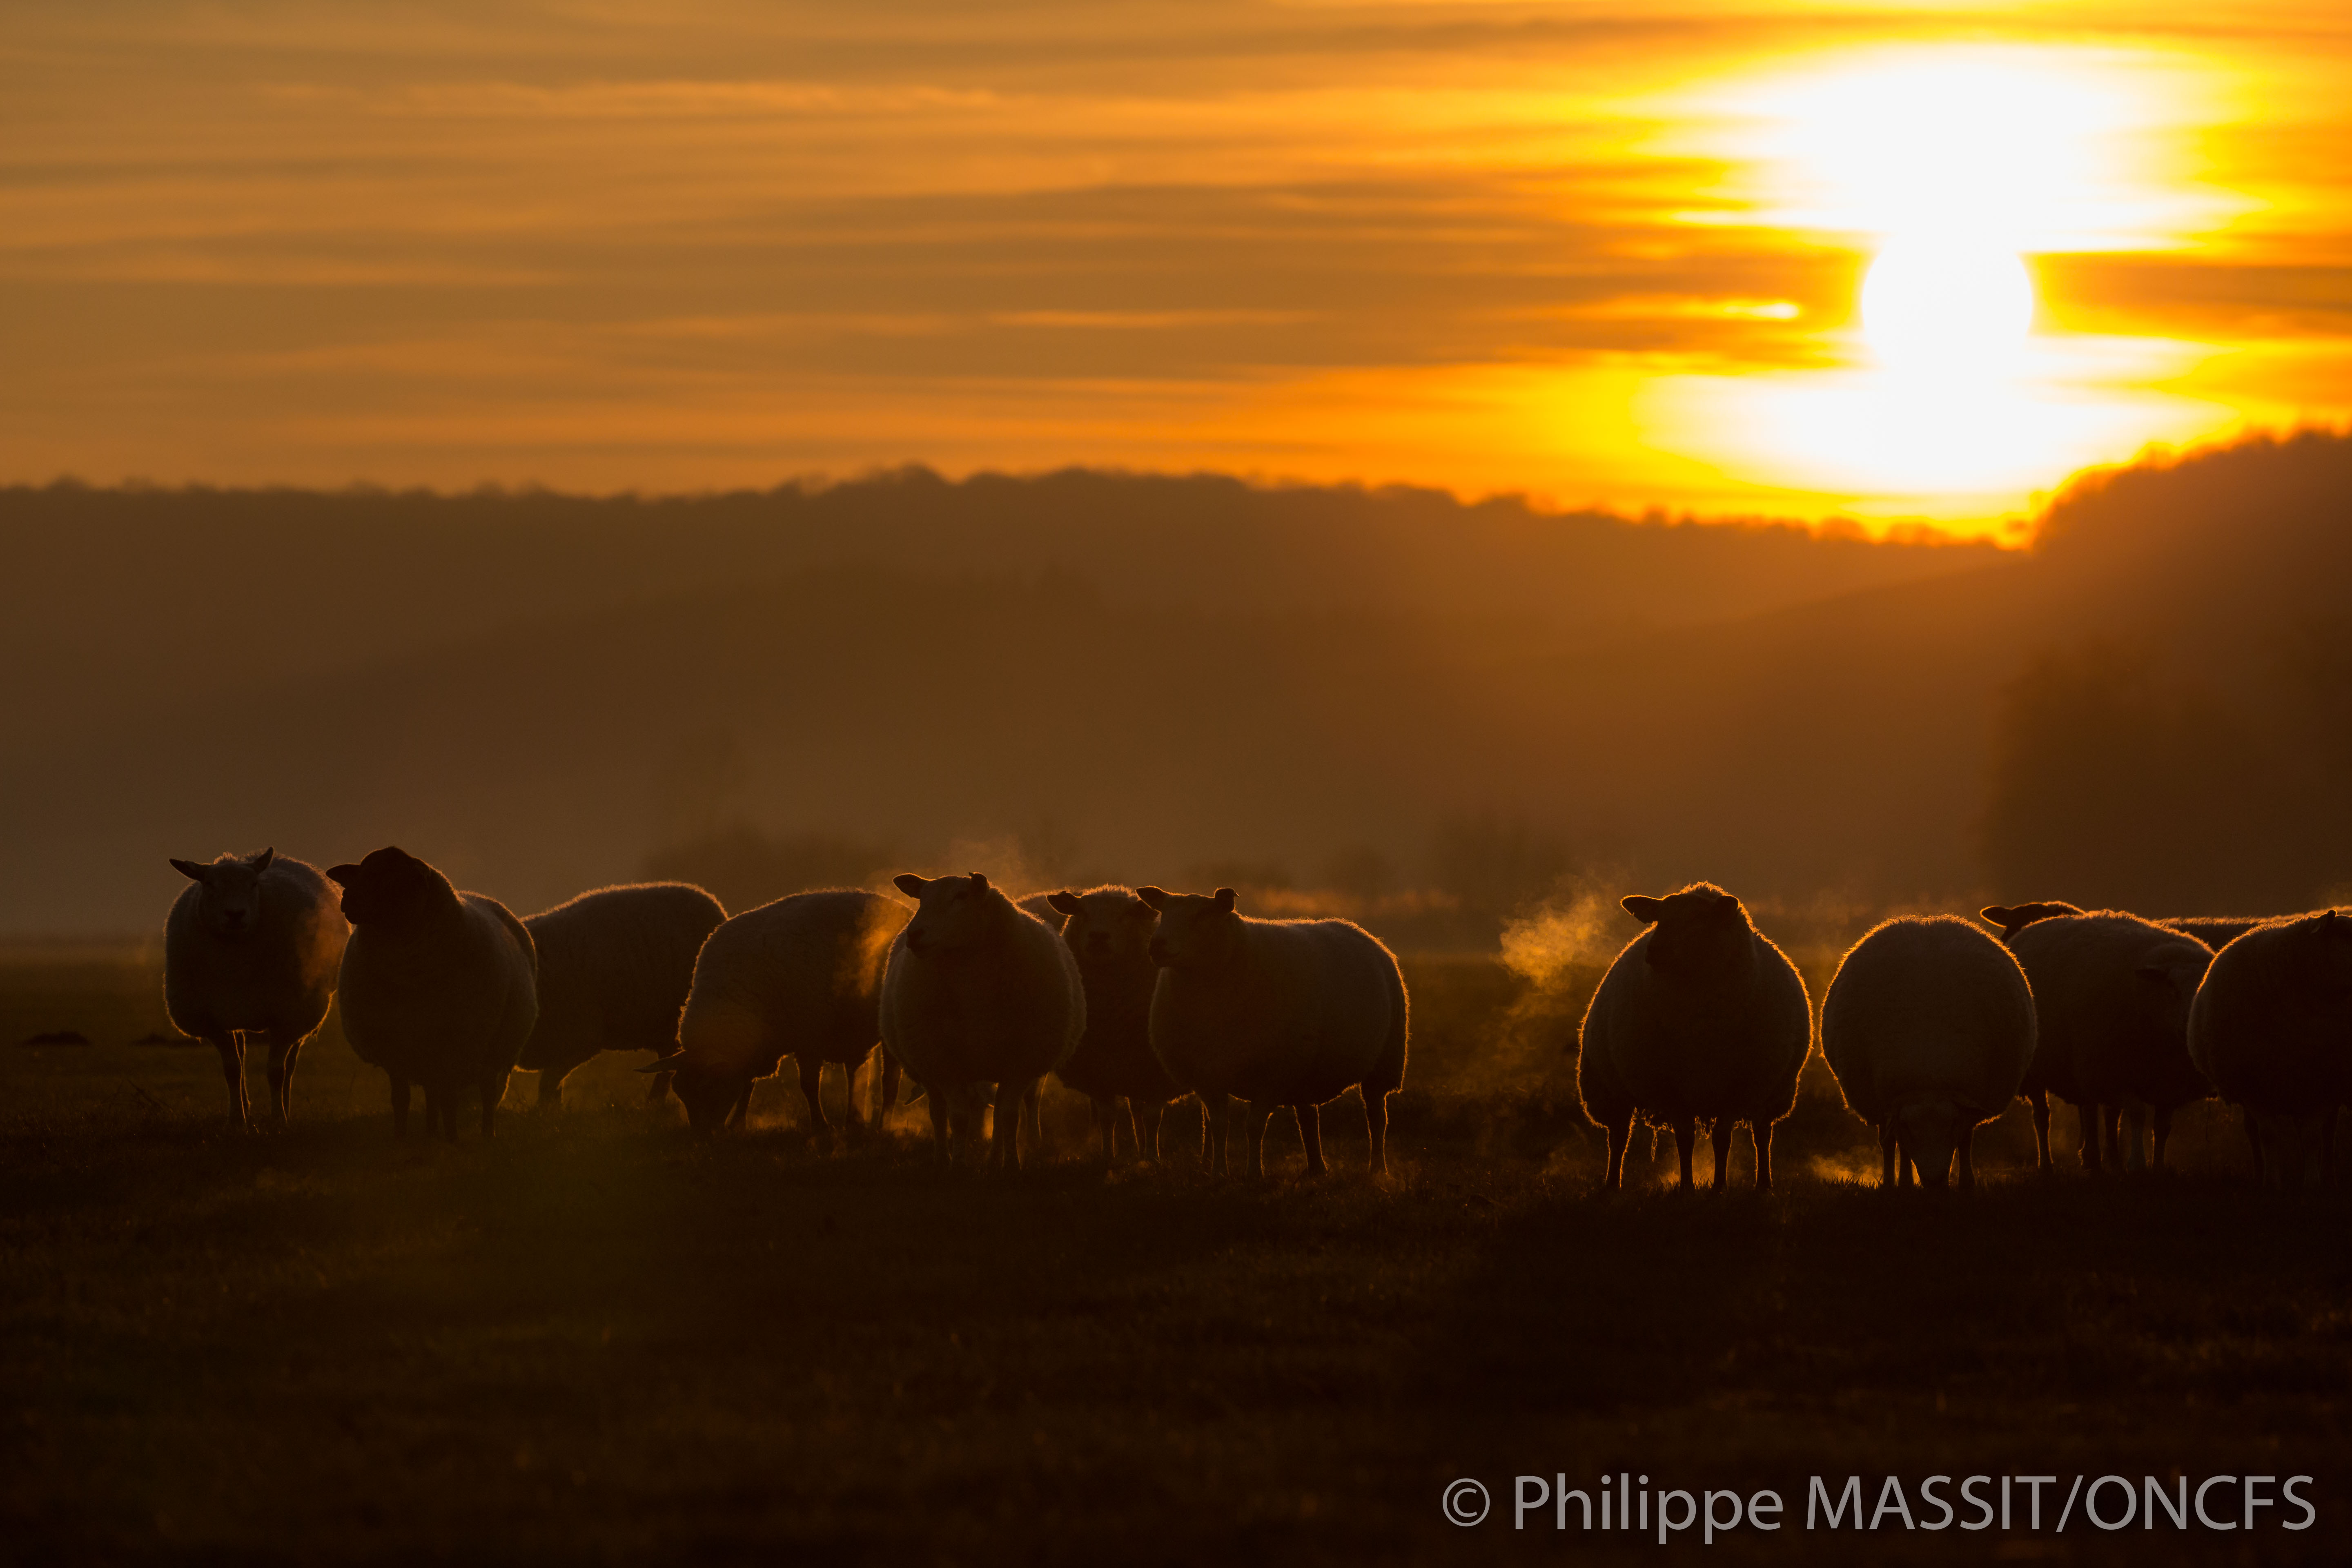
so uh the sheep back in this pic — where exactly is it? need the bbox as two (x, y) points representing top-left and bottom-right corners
(1822, 915), (2035, 1126)
(1149, 916), (1407, 1107)
(521, 882), (726, 1073)
(163, 851), (347, 1043)
(678, 889), (909, 1083)
(2007, 912), (2214, 1112)
(1577, 885), (1809, 1129)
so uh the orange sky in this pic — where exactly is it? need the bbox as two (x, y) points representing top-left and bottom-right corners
(4, 2), (2349, 532)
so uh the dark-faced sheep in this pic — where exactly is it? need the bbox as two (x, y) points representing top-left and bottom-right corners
(519, 882), (726, 1109)
(640, 889), (908, 1137)
(163, 849), (349, 1129)
(328, 847), (538, 1142)
(1822, 915), (2036, 1189)
(1044, 885), (1186, 1163)
(2187, 909), (2352, 1186)
(882, 873), (1083, 1170)
(1137, 885), (1405, 1178)
(1575, 884), (1810, 1192)
(1983, 909), (2214, 1172)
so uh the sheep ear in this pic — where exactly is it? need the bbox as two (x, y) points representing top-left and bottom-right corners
(969, 872), (990, 891)
(326, 864), (361, 886)
(169, 858), (210, 883)
(892, 873), (929, 898)
(635, 1050), (684, 1074)
(252, 847), (274, 873)
(1212, 887), (1236, 913)
(1621, 895), (1666, 924)
(1980, 905), (2018, 929)
(1047, 891), (1082, 915)
(1134, 885), (1168, 911)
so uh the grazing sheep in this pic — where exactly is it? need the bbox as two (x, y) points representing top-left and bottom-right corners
(163, 849), (349, 1129)
(2160, 916), (2267, 951)
(1137, 884), (1405, 1178)
(1822, 916), (2036, 1189)
(1988, 911), (2216, 1172)
(639, 889), (908, 1137)
(2187, 909), (2352, 1186)
(882, 873), (1084, 1169)
(519, 882), (726, 1109)
(1575, 884), (1810, 1193)
(327, 847), (537, 1142)
(1044, 885), (1186, 1163)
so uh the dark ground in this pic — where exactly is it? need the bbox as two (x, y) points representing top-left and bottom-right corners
(4, 945), (2348, 1564)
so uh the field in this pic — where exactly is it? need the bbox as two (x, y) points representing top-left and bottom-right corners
(4, 944), (2350, 1564)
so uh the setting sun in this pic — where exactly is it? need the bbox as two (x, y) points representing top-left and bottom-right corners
(1860, 239), (2036, 379)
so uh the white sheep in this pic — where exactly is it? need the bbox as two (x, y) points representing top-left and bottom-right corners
(881, 872), (1083, 1169)
(163, 848), (348, 1129)
(2187, 909), (2352, 1186)
(2159, 916), (2267, 951)
(1136, 884), (1405, 1178)
(1822, 915), (2036, 1189)
(519, 881), (727, 1109)
(1575, 883), (1810, 1192)
(327, 847), (538, 1142)
(639, 889), (909, 1137)
(1045, 885), (1186, 1163)
(1984, 909), (2214, 1173)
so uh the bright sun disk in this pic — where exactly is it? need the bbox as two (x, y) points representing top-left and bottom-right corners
(1860, 237), (2036, 377)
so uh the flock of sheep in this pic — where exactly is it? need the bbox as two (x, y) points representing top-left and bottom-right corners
(159, 846), (2350, 1187)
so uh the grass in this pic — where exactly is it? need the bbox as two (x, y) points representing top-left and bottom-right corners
(4, 945), (2350, 1564)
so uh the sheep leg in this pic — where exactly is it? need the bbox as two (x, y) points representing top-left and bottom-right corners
(924, 1082), (951, 1164)
(1022, 1081), (1045, 1158)
(2078, 1101), (2102, 1172)
(1671, 1117), (1696, 1192)
(1296, 1102), (1326, 1177)
(2100, 1103), (2124, 1173)
(1243, 1100), (1275, 1178)
(1120, 1098), (1143, 1162)
(2028, 1090), (2053, 1172)
(1203, 1092), (1232, 1175)
(726, 1084), (751, 1131)
(263, 1032), (300, 1128)
(643, 1067), (673, 1106)
(1752, 1120), (1774, 1193)
(875, 1049), (902, 1124)
(1091, 1097), (1118, 1165)
(796, 1055), (832, 1145)
(838, 1059), (865, 1132)
(1878, 1123), (1896, 1188)
(480, 1071), (506, 1140)
(209, 1034), (249, 1129)
(1365, 1090), (1390, 1177)
(993, 1078), (1035, 1172)
(2152, 1103), (2175, 1171)
(1604, 1114), (1632, 1191)
(1708, 1119), (1732, 1192)
(2120, 1101), (2149, 1171)
(1958, 1123), (1977, 1191)
(1135, 1099), (1165, 1162)
(535, 1065), (565, 1109)
(390, 1074), (412, 1139)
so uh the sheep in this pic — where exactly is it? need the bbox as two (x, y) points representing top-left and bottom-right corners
(637, 889), (909, 1137)
(1982, 909), (2215, 1173)
(518, 882), (726, 1109)
(881, 872), (1084, 1169)
(1822, 915), (2036, 1189)
(1575, 883), (1810, 1193)
(2187, 909), (2352, 1186)
(1136, 884), (1405, 1178)
(327, 847), (538, 1142)
(163, 848), (349, 1129)
(1043, 885), (1187, 1163)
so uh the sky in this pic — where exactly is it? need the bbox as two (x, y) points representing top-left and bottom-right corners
(4, 1), (2349, 532)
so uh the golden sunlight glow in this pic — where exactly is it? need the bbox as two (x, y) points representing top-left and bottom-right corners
(1637, 44), (2253, 517)
(1860, 240), (2034, 379)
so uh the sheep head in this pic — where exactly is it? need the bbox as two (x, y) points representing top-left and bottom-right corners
(1049, 886), (1158, 967)
(893, 871), (1000, 958)
(1138, 885), (1238, 970)
(169, 848), (274, 941)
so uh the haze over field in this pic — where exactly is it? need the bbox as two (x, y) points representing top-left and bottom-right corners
(7, 432), (2348, 936)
